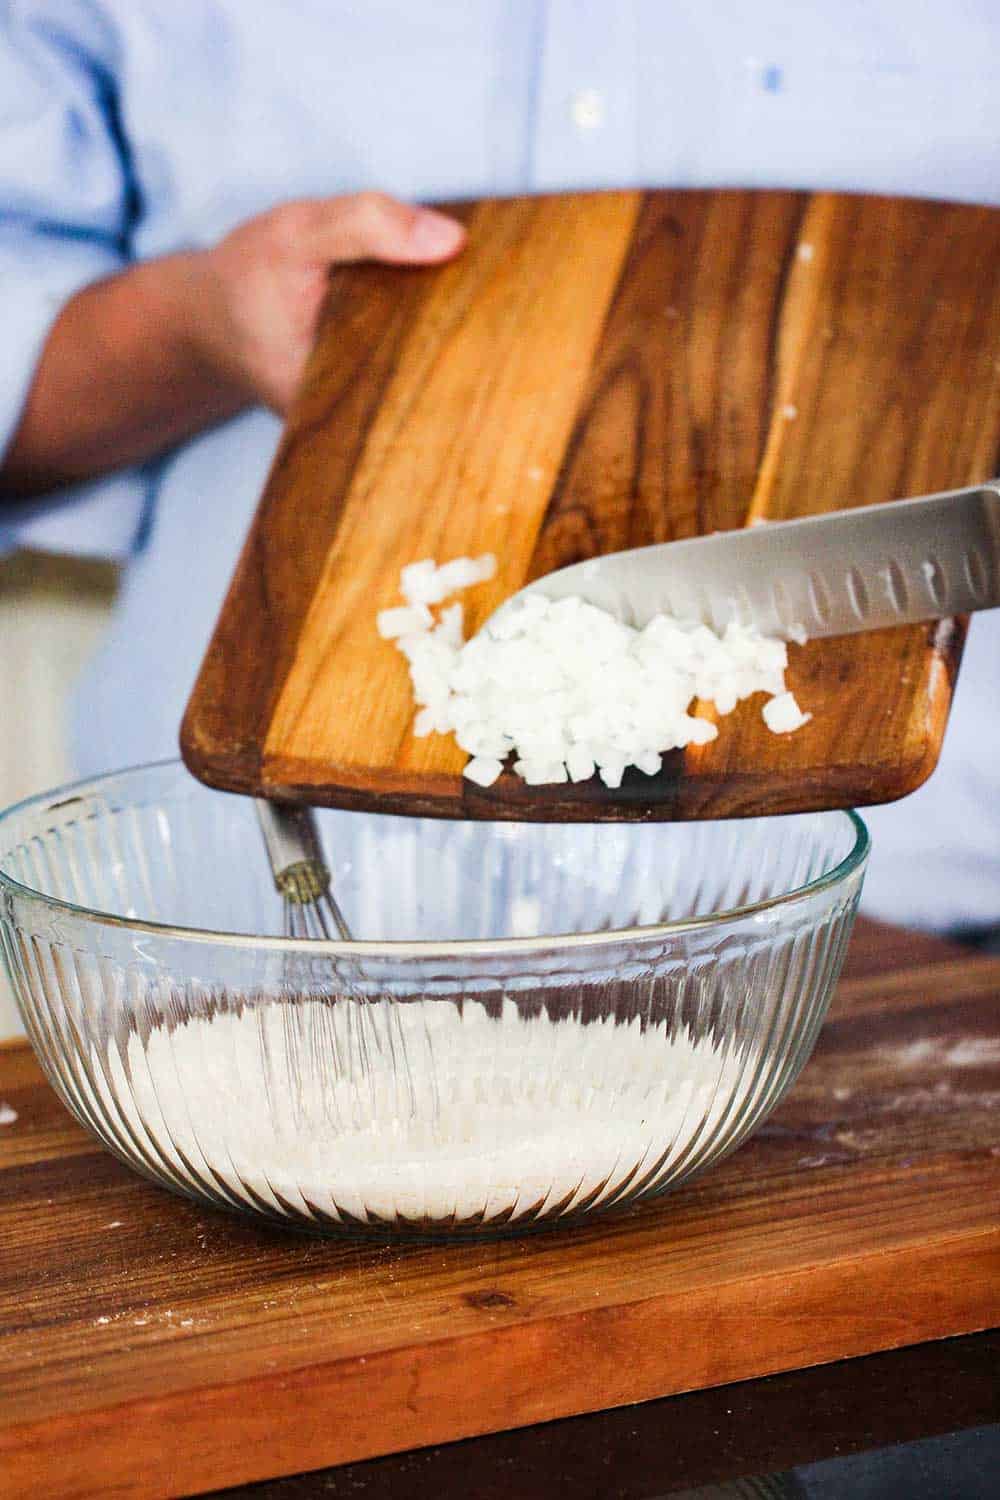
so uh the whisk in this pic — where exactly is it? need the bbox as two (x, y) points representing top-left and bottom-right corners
(254, 800), (417, 1120)
(254, 800), (353, 941)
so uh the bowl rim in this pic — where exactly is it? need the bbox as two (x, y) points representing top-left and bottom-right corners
(0, 759), (870, 956)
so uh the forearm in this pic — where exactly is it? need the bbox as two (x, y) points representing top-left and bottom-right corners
(0, 253), (250, 500)
(0, 195), (465, 502)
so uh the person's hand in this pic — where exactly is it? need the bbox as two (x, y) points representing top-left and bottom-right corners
(189, 193), (466, 413)
(1, 192), (465, 500)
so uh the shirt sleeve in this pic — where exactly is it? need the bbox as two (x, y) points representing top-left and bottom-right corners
(0, 0), (150, 559)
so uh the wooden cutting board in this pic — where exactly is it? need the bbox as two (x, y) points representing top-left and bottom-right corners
(2, 920), (998, 1499)
(181, 191), (1000, 820)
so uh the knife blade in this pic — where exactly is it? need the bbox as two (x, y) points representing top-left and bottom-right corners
(505, 482), (1000, 639)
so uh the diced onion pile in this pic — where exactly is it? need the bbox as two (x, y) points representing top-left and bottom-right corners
(378, 556), (811, 789)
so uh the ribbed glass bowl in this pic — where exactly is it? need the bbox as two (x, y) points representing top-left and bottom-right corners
(0, 761), (868, 1239)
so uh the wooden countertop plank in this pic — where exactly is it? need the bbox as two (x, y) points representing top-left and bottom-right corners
(1, 922), (998, 1497)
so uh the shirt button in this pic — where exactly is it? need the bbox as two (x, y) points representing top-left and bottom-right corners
(571, 88), (606, 132)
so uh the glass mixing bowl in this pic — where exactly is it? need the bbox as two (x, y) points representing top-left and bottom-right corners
(0, 761), (867, 1239)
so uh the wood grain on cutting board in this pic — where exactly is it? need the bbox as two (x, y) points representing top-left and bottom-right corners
(182, 191), (1000, 817)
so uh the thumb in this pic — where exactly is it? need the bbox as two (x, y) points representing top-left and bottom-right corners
(302, 192), (466, 266)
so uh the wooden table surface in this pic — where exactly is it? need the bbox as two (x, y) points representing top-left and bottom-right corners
(212, 1330), (1000, 1499)
(1, 918), (998, 1499)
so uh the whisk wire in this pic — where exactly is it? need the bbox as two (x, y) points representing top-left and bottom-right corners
(256, 800), (415, 1126)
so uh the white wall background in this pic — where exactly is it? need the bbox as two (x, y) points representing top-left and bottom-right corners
(0, 554), (118, 1038)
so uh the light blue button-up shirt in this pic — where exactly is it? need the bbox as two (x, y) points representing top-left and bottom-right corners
(1, 0), (999, 931)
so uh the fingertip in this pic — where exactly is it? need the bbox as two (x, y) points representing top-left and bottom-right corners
(407, 209), (466, 260)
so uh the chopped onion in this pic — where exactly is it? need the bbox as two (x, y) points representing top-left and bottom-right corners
(762, 691), (812, 734)
(376, 603), (434, 639)
(381, 555), (810, 788)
